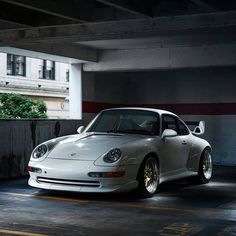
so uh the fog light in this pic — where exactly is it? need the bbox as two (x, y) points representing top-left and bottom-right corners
(88, 172), (101, 178)
(88, 171), (125, 178)
(27, 166), (42, 174)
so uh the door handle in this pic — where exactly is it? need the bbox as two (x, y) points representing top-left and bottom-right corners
(182, 141), (187, 145)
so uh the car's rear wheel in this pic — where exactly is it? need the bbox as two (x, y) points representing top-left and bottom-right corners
(197, 148), (213, 184)
(136, 156), (159, 197)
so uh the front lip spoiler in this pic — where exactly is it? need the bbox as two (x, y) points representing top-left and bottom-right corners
(29, 177), (138, 193)
(37, 177), (100, 187)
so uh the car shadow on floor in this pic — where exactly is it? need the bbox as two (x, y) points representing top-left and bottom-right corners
(33, 177), (235, 207)
(1, 165), (235, 205)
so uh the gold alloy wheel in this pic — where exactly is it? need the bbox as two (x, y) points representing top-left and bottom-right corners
(202, 150), (213, 180)
(144, 157), (159, 194)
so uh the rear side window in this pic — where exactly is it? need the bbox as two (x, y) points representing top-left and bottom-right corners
(162, 115), (178, 132)
(177, 119), (189, 136)
(162, 115), (189, 136)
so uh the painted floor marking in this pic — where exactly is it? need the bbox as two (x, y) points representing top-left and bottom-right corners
(1, 191), (227, 216)
(159, 222), (203, 236)
(0, 229), (48, 236)
(4, 192), (88, 203)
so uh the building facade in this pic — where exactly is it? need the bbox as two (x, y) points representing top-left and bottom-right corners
(0, 52), (70, 118)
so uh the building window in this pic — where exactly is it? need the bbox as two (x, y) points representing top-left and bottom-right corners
(38, 60), (44, 79)
(38, 60), (55, 80)
(7, 54), (14, 75)
(46, 60), (55, 80)
(7, 54), (26, 76)
(66, 69), (70, 82)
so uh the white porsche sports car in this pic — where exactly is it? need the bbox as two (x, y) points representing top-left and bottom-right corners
(28, 108), (213, 197)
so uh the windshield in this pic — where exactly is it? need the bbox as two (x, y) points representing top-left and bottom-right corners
(87, 109), (160, 135)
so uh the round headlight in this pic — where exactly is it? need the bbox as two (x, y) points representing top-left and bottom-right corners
(33, 144), (48, 159)
(104, 148), (122, 163)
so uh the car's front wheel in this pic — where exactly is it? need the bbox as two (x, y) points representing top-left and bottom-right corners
(136, 156), (159, 197)
(197, 148), (213, 184)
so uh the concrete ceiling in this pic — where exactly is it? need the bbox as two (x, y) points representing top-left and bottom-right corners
(0, 0), (236, 64)
(1, 0), (234, 28)
(76, 31), (236, 50)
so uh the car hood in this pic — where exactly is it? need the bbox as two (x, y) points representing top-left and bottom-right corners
(47, 132), (141, 161)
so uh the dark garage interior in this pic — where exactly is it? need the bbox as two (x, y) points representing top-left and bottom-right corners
(0, 0), (236, 235)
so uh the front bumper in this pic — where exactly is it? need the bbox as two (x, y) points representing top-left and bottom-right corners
(28, 159), (139, 193)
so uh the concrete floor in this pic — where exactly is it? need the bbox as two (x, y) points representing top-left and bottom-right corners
(0, 166), (235, 236)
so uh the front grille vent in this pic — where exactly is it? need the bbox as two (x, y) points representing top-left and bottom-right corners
(37, 177), (100, 187)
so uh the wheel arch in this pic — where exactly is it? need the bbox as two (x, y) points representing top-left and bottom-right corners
(190, 145), (212, 172)
(136, 152), (160, 180)
(199, 145), (212, 163)
(205, 145), (212, 152)
(188, 135), (212, 172)
(196, 145), (213, 183)
(200, 145), (212, 160)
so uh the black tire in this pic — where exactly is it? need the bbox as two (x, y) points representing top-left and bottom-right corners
(136, 156), (159, 198)
(196, 148), (213, 184)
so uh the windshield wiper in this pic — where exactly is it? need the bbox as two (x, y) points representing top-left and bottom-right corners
(116, 129), (153, 135)
(89, 131), (122, 136)
(106, 130), (117, 133)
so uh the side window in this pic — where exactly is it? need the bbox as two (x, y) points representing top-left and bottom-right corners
(177, 119), (189, 136)
(162, 115), (178, 133)
(162, 115), (189, 136)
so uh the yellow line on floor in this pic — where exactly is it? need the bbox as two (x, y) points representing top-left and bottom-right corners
(115, 203), (197, 213)
(3, 192), (219, 215)
(4, 192), (88, 203)
(0, 229), (48, 236)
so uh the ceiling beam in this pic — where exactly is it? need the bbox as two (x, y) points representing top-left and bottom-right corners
(0, 11), (236, 46)
(96, 0), (153, 17)
(189, 0), (220, 12)
(83, 44), (236, 72)
(0, 19), (30, 29)
(17, 43), (98, 62)
(0, 43), (98, 63)
(0, 0), (94, 23)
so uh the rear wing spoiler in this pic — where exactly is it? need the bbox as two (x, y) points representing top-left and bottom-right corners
(184, 121), (205, 136)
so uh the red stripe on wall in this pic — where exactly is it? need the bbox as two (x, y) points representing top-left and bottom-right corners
(82, 101), (236, 115)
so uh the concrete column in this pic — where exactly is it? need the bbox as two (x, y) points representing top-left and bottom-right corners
(69, 63), (82, 119)
(0, 52), (6, 76)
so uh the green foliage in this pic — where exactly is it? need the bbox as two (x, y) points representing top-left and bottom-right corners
(0, 93), (47, 119)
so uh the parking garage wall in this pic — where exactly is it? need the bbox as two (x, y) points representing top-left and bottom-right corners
(126, 67), (236, 166)
(82, 72), (129, 123)
(0, 119), (82, 179)
(82, 67), (236, 166)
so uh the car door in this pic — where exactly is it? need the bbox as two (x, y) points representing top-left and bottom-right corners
(160, 114), (191, 175)
(175, 118), (191, 170)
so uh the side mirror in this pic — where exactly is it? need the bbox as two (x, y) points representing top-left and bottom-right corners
(192, 121), (205, 136)
(77, 126), (85, 134)
(161, 129), (177, 140)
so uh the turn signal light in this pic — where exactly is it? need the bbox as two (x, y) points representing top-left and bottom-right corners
(88, 171), (125, 178)
(27, 166), (42, 173)
(27, 166), (33, 172)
